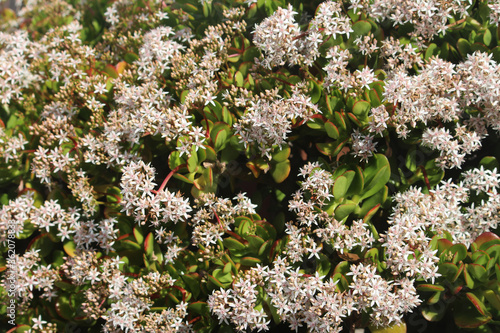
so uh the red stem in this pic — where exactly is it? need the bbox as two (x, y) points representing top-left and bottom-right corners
(154, 163), (187, 194)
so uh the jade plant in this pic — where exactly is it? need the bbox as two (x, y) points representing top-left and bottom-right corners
(0, 0), (499, 332)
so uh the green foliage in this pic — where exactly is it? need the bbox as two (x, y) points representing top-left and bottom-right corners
(0, 0), (499, 332)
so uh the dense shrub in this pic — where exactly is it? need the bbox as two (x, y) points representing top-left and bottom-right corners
(0, 0), (499, 332)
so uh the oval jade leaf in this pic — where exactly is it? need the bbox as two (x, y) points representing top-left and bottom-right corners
(271, 146), (291, 163)
(63, 240), (77, 257)
(438, 262), (459, 281)
(474, 232), (500, 249)
(208, 274), (225, 289)
(234, 71), (244, 87)
(324, 121), (339, 139)
(333, 175), (349, 199)
(457, 38), (472, 57)
(417, 284), (445, 292)
(421, 305), (446, 322)
(240, 256), (261, 266)
(351, 20), (372, 38)
(133, 226), (144, 244)
(223, 237), (246, 251)
(334, 201), (357, 220)
(468, 263), (488, 283)
(188, 301), (209, 316)
(466, 292), (491, 317)
(270, 160), (291, 184)
(352, 100), (371, 118)
(144, 232), (154, 257)
(449, 243), (468, 264)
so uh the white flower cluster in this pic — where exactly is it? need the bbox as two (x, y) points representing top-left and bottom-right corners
(0, 129), (28, 164)
(209, 257), (417, 333)
(289, 162), (334, 226)
(315, 218), (375, 254)
(323, 46), (376, 93)
(120, 160), (192, 226)
(208, 274), (270, 332)
(348, 263), (421, 327)
(252, 4), (302, 69)
(0, 30), (41, 104)
(383, 52), (500, 168)
(233, 86), (319, 159)
(191, 192), (257, 249)
(253, 1), (352, 68)
(384, 168), (500, 280)
(367, 105), (390, 135)
(1, 249), (60, 305)
(350, 0), (471, 39)
(137, 26), (184, 81)
(350, 129), (377, 162)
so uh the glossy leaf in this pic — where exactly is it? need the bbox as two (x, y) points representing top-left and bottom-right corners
(270, 159), (291, 183)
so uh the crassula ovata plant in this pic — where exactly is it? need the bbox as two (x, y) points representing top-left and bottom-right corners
(0, 0), (500, 332)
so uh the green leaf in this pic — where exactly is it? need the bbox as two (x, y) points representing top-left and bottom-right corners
(359, 185), (387, 217)
(309, 80), (322, 104)
(104, 64), (118, 78)
(351, 20), (372, 38)
(417, 284), (445, 292)
(346, 166), (364, 196)
(464, 265), (475, 289)
(55, 294), (75, 320)
(258, 239), (273, 256)
(479, 156), (499, 170)
(437, 238), (453, 255)
(334, 201), (357, 220)
(316, 253), (331, 277)
(208, 274), (225, 289)
(360, 164), (390, 200)
(468, 264), (488, 283)
(425, 43), (439, 60)
(144, 232), (154, 258)
(182, 274), (201, 299)
(213, 268), (233, 285)
(210, 122), (231, 152)
(234, 71), (244, 87)
(168, 151), (187, 170)
(333, 260), (350, 275)
(457, 38), (472, 57)
(324, 121), (339, 139)
(483, 29), (492, 46)
(421, 305), (446, 322)
(133, 226), (144, 244)
(237, 218), (253, 237)
(438, 262), (459, 281)
(270, 160), (291, 183)
(124, 52), (139, 64)
(449, 244), (467, 264)
(223, 237), (246, 251)
(187, 148), (199, 173)
(333, 174), (351, 200)
(466, 292), (491, 317)
(271, 146), (290, 163)
(316, 139), (348, 157)
(28, 233), (55, 257)
(240, 257), (261, 266)
(246, 235), (265, 251)
(352, 100), (371, 118)
(492, 46), (500, 63)
(483, 290), (500, 311)
(188, 301), (209, 316)
(475, 232), (500, 249)
(485, 244), (500, 262)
